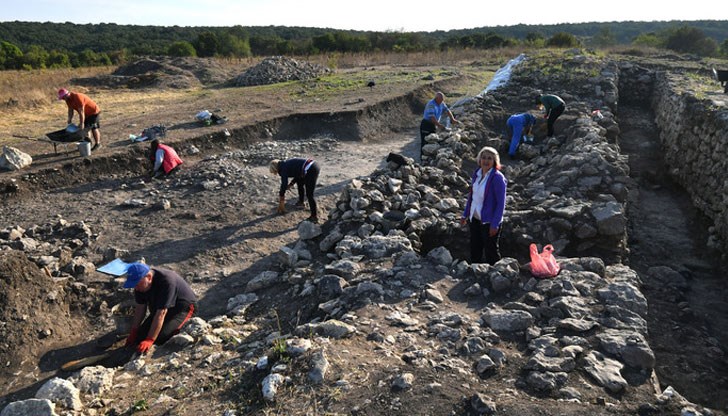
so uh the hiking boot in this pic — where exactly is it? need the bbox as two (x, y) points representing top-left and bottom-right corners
(91, 143), (101, 151)
(295, 201), (305, 208)
(307, 216), (319, 224)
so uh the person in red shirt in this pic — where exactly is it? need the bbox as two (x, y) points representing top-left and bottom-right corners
(58, 88), (102, 150)
(150, 139), (183, 178)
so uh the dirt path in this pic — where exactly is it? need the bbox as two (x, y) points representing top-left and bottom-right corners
(620, 105), (728, 409)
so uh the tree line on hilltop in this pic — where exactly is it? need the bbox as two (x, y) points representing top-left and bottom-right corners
(0, 20), (726, 70)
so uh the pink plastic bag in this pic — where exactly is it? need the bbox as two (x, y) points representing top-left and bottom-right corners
(529, 243), (560, 278)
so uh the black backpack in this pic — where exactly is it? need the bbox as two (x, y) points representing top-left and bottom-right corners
(142, 125), (167, 140)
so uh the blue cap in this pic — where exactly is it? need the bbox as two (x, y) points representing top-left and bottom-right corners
(124, 262), (150, 288)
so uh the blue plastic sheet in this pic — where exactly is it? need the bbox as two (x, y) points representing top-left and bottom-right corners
(96, 258), (131, 276)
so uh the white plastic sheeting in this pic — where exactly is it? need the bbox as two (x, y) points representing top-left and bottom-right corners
(479, 53), (526, 96)
(451, 53), (526, 109)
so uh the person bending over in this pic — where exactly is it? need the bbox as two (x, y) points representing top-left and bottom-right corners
(270, 157), (320, 223)
(150, 139), (183, 178)
(58, 88), (102, 150)
(535, 93), (565, 138)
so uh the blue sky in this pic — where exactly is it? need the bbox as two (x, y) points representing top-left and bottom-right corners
(3, 0), (725, 32)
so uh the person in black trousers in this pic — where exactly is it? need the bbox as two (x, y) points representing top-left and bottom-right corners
(123, 262), (197, 354)
(270, 158), (320, 223)
(419, 92), (457, 159)
(460, 146), (507, 265)
(535, 94), (566, 138)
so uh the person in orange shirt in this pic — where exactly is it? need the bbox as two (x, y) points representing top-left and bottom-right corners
(58, 88), (102, 150)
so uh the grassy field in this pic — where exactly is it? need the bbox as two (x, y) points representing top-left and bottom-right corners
(0, 49), (514, 104)
(0, 49), (516, 144)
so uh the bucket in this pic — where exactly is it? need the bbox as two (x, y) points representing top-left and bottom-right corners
(78, 141), (91, 157)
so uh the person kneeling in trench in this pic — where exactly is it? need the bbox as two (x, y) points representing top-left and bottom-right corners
(150, 139), (183, 179)
(123, 262), (197, 354)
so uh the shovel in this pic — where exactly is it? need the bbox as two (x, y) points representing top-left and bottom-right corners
(61, 351), (112, 371)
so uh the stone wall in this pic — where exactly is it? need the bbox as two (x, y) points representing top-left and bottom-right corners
(618, 62), (654, 105)
(651, 73), (728, 258)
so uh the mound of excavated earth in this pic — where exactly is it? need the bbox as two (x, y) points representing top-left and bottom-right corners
(0, 250), (80, 384)
(75, 56), (239, 89)
(233, 55), (331, 86)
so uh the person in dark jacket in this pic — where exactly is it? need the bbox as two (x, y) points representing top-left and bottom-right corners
(123, 262), (197, 354)
(460, 146), (507, 264)
(270, 157), (320, 223)
(535, 93), (566, 138)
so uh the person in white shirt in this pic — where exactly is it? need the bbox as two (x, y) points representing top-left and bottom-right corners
(460, 146), (507, 264)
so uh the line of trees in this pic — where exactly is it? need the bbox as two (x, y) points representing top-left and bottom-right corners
(0, 20), (727, 71)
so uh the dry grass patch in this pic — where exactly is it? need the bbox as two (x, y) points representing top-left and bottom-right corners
(0, 49), (508, 145)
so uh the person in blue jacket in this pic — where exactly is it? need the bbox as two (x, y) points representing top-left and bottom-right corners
(270, 158), (320, 223)
(460, 146), (507, 264)
(419, 92), (458, 157)
(506, 112), (536, 159)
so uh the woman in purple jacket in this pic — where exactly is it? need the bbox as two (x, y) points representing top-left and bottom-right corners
(460, 146), (507, 264)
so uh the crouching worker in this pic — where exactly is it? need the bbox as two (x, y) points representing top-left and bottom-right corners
(123, 262), (197, 354)
(150, 139), (183, 179)
(270, 158), (320, 223)
(506, 112), (536, 159)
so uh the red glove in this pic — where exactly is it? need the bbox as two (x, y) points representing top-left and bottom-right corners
(137, 338), (155, 354)
(125, 327), (138, 347)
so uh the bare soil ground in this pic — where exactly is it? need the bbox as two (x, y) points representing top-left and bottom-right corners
(0, 53), (726, 415)
(0, 56), (496, 412)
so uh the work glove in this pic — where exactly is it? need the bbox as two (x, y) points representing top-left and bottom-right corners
(277, 201), (286, 214)
(125, 327), (138, 347)
(137, 338), (155, 354)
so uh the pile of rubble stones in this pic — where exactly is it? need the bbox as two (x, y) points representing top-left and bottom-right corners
(233, 56), (331, 87)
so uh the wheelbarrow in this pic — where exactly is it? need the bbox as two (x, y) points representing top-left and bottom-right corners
(13, 127), (90, 155)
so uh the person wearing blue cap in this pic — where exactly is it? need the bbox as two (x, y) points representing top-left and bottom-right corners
(506, 112), (537, 159)
(123, 262), (197, 354)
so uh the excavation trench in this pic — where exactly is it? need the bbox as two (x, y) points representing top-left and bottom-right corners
(0, 81), (436, 200)
(620, 104), (728, 409)
(1, 64), (726, 412)
(415, 78), (728, 410)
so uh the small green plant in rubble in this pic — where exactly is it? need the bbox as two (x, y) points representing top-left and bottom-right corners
(270, 309), (290, 362)
(131, 399), (149, 413)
